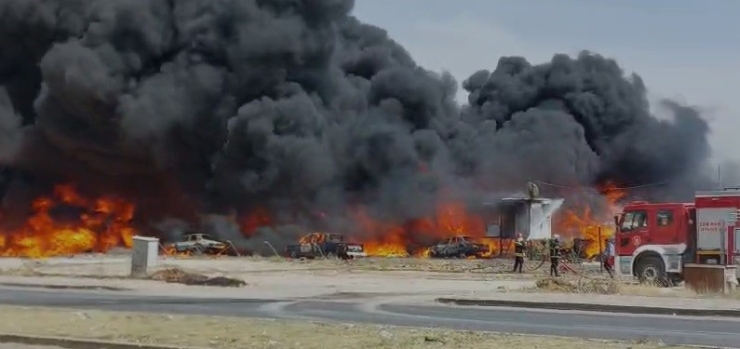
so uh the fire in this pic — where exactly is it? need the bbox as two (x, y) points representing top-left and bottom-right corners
(0, 180), (628, 260)
(356, 201), (501, 257)
(0, 184), (136, 257)
(240, 208), (273, 236)
(358, 182), (627, 259)
(363, 229), (413, 257)
(554, 181), (627, 258)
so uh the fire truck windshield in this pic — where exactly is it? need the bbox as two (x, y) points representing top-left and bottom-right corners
(618, 210), (648, 233)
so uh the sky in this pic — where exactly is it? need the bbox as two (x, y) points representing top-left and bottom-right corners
(351, 0), (740, 167)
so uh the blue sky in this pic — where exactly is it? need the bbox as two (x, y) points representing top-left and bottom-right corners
(352, 0), (740, 164)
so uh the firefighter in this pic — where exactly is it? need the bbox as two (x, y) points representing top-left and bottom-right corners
(602, 237), (615, 278)
(512, 233), (526, 273)
(549, 234), (562, 277)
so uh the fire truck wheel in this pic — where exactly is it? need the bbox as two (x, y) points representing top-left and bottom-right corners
(669, 274), (683, 286)
(635, 256), (667, 286)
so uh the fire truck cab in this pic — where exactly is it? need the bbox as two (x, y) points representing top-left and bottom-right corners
(614, 189), (740, 285)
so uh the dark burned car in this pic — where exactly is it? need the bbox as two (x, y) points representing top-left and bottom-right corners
(285, 232), (366, 259)
(428, 236), (490, 259)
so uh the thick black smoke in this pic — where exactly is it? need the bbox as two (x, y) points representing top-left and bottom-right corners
(0, 0), (714, 248)
(461, 54), (712, 200)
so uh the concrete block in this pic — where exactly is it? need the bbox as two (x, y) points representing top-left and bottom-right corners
(725, 265), (738, 293)
(130, 236), (159, 278)
(685, 263), (738, 294)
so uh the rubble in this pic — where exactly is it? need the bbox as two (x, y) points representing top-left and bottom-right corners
(148, 268), (246, 287)
(535, 277), (619, 294)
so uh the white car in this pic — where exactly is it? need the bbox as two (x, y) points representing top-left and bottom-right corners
(172, 233), (227, 255)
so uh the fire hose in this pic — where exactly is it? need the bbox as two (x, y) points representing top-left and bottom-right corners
(525, 257), (547, 272)
(524, 243), (602, 278)
(524, 253), (600, 279)
(559, 260), (597, 279)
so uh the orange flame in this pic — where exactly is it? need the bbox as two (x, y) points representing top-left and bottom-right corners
(0, 184), (136, 257)
(0, 180), (628, 259)
(240, 208), (273, 236)
(355, 183), (627, 259)
(355, 201), (505, 257)
(554, 181), (627, 258)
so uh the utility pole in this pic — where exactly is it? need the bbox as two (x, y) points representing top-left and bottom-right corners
(718, 164), (722, 190)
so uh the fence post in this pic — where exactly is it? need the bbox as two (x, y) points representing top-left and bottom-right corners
(598, 226), (603, 273)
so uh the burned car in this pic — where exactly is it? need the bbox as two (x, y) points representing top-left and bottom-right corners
(285, 232), (366, 259)
(428, 236), (490, 258)
(170, 233), (230, 255)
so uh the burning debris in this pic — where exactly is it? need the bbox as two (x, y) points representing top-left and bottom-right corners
(0, 0), (715, 258)
(285, 232), (366, 259)
(426, 236), (490, 259)
(553, 182), (628, 258)
(0, 184), (135, 257)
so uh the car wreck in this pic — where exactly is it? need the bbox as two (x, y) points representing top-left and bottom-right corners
(167, 232), (238, 256)
(285, 232), (366, 259)
(428, 236), (490, 259)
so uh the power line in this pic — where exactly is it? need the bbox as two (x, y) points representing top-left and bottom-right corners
(531, 180), (572, 189)
(532, 180), (673, 191)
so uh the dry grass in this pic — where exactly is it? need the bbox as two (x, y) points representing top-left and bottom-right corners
(245, 255), (500, 273)
(617, 283), (740, 299)
(0, 256), (510, 276)
(0, 254), (605, 279)
(245, 255), (606, 277)
(534, 277), (620, 294)
(531, 277), (740, 299)
(0, 306), (689, 349)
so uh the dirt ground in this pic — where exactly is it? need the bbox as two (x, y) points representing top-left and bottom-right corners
(0, 254), (606, 279)
(3, 254), (737, 300)
(530, 276), (740, 300)
(0, 306), (687, 349)
(0, 345), (66, 349)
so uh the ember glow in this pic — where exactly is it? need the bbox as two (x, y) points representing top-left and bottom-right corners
(240, 208), (273, 236)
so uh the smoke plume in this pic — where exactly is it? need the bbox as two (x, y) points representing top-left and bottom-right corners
(0, 0), (714, 247)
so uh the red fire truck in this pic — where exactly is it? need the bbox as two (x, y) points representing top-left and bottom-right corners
(614, 188), (740, 285)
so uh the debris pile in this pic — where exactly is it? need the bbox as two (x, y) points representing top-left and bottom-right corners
(576, 278), (620, 294)
(535, 277), (618, 294)
(535, 278), (577, 292)
(149, 268), (246, 287)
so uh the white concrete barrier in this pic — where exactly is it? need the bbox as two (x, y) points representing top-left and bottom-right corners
(130, 236), (159, 278)
(726, 265), (738, 293)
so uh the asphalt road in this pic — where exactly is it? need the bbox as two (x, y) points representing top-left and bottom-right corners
(0, 287), (739, 347)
